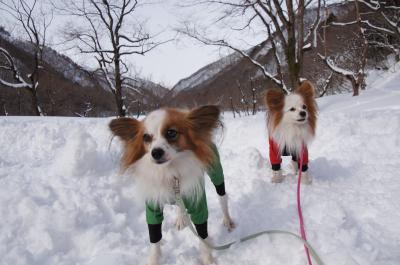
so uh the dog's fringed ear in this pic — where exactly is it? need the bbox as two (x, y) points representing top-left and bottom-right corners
(296, 80), (315, 98)
(109, 117), (140, 142)
(187, 105), (221, 132)
(265, 89), (285, 112)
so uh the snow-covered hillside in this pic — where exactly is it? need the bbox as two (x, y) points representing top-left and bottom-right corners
(172, 53), (241, 94)
(1, 65), (399, 265)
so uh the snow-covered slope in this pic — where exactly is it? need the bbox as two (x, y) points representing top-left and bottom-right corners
(1, 65), (400, 265)
(172, 53), (241, 94)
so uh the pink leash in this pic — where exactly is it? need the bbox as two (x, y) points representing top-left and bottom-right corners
(297, 145), (313, 265)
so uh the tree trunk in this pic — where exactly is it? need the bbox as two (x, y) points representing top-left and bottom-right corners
(286, 33), (301, 91)
(351, 79), (360, 96)
(114, 57), (126, 117)
(137, 101), (141, 118)
(230, 97), (236, 118)
(29, 88), (42, 116)
(17, 89), (22, 114)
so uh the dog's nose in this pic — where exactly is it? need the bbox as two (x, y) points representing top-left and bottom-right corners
(299, 111), (306, 117)
(151, 148), (165, 160)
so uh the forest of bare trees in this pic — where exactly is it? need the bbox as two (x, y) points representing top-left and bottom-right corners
(179, 0), (399, 99)
(0, 0), (52, 115)
(56, 0), (169, 117)
(0, 0), (399, 116)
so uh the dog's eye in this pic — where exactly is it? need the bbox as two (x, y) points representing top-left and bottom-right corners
(165, 129), (178, 140)
(143, 133), (152, 143)
(289, 107), (296, 112)
(302, 105), (307, 110)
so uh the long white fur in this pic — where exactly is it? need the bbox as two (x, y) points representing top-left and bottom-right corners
(132, 109), (205, 207)
(269, 93), (314, 155)
(132, 150), (205, 206)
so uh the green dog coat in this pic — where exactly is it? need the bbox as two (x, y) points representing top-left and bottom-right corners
(146, 143), (225, 225)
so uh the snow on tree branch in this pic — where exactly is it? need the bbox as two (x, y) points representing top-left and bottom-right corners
(331, 20), (395, 35)
(0, 47), (32, 89)
(318, 54), (355, 78)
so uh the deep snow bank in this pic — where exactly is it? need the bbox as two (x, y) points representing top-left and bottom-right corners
(1, 65), (400, 265)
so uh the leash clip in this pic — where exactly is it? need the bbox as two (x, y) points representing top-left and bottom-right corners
(173, 176), (180, 195)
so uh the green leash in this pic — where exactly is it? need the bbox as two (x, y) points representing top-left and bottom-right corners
(173, 177), (325, 265)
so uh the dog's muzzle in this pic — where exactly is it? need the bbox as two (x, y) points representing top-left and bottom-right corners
(151, 148), (168, 164)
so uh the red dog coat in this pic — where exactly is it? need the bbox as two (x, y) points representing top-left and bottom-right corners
(269, 138), (309, 171)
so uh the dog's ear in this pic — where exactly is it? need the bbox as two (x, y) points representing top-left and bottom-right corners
(109, 117), (141, 142)
(265, 89), (285, 112)
(186, 105), (221, 166)
(296, 80), (315, 99)
(186, 105), (221, 132)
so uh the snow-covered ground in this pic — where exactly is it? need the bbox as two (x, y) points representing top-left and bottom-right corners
(1, 64), (400, 265)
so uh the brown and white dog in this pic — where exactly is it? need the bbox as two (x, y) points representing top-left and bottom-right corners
(109, 105), (234, 265)
(265, 81), (317, 183)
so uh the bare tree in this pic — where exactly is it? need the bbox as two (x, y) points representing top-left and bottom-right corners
(178, 0), (323, 93)
(57, 0), (168, 117)
(74, 101), (94, 117)
(237, 80), (250, 115)
(136, 100), (142, 118)
(0, 0), (52, 115)
(0, 98), (8, 115)
(229, 96), (240, 118)
(250, 76), (257, 115)
(318, 0), (400, 96)
(319, 71), (333, 97)
(352, 0), (400, 57)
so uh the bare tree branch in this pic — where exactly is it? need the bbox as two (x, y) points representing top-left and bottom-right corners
(56, 0), (169, 117)
(0, 0), (50, 115)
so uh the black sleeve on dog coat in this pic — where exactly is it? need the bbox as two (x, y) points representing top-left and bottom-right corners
(291, 155), (309, 172)
(214, 182), (226, 196)
(195, 221), (208, 239)
(271, 163), (281, 171)
(148, 223), (162, 243)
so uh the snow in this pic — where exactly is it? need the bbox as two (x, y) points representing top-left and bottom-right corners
(318, 54), (356, 77)
(303, 43), (312, 50)
(0, 79), (31, 89)
(172, 53), (240, 94)
(1, 64), (400, 265)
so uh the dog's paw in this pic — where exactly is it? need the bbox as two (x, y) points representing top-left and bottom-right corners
(222, 217), (236, 232)
(271, 170), (284, 183)
(147, 259), (159, 265)
(201, 253), (216, 265)
(290, 160), (299, 173)
(199, 238), (216, 265)
(175, 214), (187, 231)
(200, 246), (215, 265)
(301, 172), (312, 185)
(147, 242), (161, 265)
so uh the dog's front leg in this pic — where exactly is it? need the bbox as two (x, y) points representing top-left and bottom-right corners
(194, 222), (215, 265)
(301, 170), (313, 184)
(147, 223), (162, 265)
(147, 242), (161, 265)
(199, 237), (215, 265)
(174, 206), (187, 230)
(218, 194), (235, 231)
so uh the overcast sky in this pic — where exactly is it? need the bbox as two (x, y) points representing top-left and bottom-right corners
(125, 0), (234, 88)
(0, 0), (265, 88)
